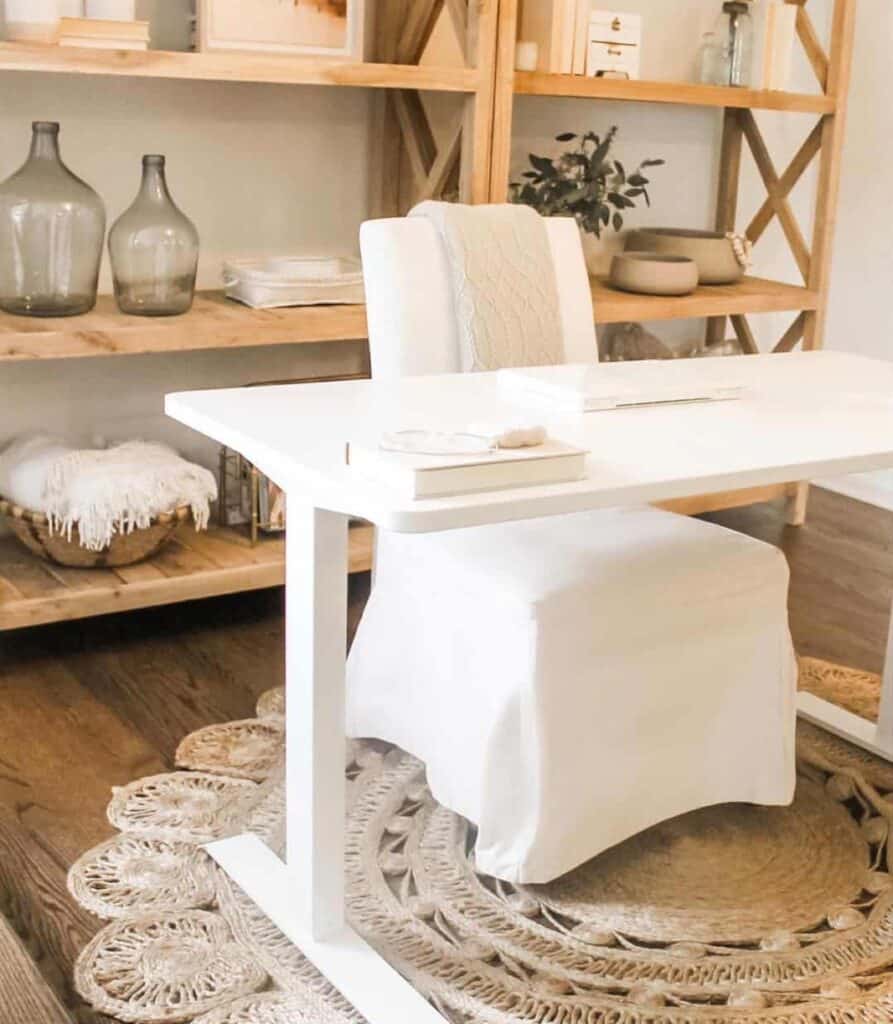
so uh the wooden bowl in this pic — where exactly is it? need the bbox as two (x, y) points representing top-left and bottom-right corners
(609, 252), (699, 296)
(625, 228), (743, 285)
(0, 499), (190, 568)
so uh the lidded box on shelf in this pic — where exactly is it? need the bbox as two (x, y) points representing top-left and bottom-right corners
(586, 10), (642, 79)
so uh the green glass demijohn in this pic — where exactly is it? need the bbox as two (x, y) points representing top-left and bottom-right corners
(0, 121), (106, 317)
(109, 155), (199, 317)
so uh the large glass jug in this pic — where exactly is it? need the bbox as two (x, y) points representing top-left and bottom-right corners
(0, 122), (106, 317)
(109, 155), (200, 317)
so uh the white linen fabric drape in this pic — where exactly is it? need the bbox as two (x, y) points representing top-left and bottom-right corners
(348, 209), (797, 884)
(348, 507), (796, 883)
(409, 201), (564, 372)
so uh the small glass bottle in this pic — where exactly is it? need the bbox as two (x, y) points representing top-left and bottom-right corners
(109, 155), (199, 317)
(697, 31), (727, 86)
(719, 0), (754, 88)
(0, 122), (106, 317)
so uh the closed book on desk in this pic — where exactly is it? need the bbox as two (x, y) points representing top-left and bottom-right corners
(346, 439), (587, 499)
(501, 362), (744, 411)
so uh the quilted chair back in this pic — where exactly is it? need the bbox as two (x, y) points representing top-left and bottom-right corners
(359, 211), (597, 381)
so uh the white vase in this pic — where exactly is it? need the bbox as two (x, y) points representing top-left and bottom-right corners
(4, 0), (59, 41)
(580, 230), (624, 277)
(85, 0), (135, 19)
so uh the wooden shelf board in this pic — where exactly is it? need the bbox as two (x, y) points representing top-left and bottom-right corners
(0, 291), (368, 362)
(515, 72), (835, 115)
(1, 280), (818, 356)
(592, 275), (819, 324)
(0, 42), (479, 92)
(0, 521), (373, 631)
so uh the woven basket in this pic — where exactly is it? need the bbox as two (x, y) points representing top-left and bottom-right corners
(0, 498), (190, 568)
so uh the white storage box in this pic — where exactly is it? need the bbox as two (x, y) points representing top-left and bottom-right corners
(587, 10), (642, 79)
(222, 256), (365, 309)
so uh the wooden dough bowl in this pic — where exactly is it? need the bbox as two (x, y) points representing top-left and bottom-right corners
(0, 499), (191, 568)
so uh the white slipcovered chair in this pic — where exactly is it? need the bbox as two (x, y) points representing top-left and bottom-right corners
(347, 213), (797, 885)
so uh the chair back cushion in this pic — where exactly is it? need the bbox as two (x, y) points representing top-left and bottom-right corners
(360, 212), (597, 380)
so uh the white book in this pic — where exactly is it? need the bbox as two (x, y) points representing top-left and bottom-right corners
(557, 0), (577, 73)
(346, 439), (588, 500)
(500, 362), (745, 412)
(571, 0), (590, 75)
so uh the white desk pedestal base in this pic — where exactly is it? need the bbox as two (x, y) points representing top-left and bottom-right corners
(207, 835), (445, 1024)
(798, 693), (893, 760)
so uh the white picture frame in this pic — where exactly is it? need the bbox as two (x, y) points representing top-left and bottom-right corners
(197, 0), (368, 61)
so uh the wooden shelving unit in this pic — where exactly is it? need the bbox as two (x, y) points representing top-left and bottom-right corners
(0, 0), (857, 627)
(0, 522), (373, 631)
(0, 0), (499, 629)
(514, 72), (836, 115)
(0, 292), (368, 362)
(492, 0), (855, 351)
(490, 0), (855, 520)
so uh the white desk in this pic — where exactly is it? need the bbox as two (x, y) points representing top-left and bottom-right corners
(166, 350), (893, 1024)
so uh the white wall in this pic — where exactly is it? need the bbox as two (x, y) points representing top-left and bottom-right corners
(823, 0), (893, 362)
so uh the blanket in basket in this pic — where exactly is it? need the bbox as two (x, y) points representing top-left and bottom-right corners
(0, 435), (217, 551)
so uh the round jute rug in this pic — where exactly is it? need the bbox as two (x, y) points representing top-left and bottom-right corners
(69, 659), (893, 1024)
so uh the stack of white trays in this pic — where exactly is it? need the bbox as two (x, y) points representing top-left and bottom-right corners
(222, 256), (365, 309)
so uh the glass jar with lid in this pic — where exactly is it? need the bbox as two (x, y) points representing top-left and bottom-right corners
(715, 0), (754, 87)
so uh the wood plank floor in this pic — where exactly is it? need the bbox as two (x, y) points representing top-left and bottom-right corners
(0, 486), (889, 1022)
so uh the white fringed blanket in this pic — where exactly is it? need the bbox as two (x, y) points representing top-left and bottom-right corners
(0, 435), (218, 551)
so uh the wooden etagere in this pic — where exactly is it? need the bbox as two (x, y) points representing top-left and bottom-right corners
(490, 0), (855, 523)
(0, 0), (856, 629)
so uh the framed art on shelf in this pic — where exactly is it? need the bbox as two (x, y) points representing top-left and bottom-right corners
(197, 0), (368, 60)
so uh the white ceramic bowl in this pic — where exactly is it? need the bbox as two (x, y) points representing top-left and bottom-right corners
(625, 228), (743, 285)
(609, 252), (700, 296)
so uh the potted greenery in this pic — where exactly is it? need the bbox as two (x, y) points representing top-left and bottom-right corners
(510, 126), (665, 274)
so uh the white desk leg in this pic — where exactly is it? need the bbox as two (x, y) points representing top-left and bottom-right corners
(286, 503), (348, 938)
(206, 504), (446, 1023)
(797, 601), (893, 760)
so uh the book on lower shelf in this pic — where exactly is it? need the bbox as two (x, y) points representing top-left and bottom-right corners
(346, 439), (588, 499)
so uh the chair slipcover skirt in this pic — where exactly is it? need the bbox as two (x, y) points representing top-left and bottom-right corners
(347, 506), (797, 884)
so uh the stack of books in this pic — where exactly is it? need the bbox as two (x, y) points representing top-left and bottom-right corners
(57, 17), (150, 51)
(346, 438), (588, 500)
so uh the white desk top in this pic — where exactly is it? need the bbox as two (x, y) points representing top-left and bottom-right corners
(166, 351), (893, 533)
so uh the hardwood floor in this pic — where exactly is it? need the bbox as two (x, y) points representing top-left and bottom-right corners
(706, 487), (893, 675)
(0, 578), (369, 1024)
(0, 486), (889, 1022)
